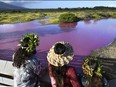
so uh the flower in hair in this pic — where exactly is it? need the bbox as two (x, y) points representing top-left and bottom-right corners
(82, 56), (103, 77)
(19, 33), (39, 53)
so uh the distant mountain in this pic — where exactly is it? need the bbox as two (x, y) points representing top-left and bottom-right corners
(0, 2), (26, 10)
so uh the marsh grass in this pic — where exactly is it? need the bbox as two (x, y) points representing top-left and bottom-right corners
(0, 12), (45, 24)
(0, 9), (116, 24)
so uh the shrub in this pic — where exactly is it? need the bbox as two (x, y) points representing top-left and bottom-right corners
(39, 12), (47, 18)
(59, 13), (79, 23)
(91, 13), (101, 20)
(48, 18), (59, 24)
(110, 13), (116, 18)
(98, 12), (111, 18)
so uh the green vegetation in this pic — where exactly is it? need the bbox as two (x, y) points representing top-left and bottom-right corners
(0, 12), (46, 24)
(0, 6), (116, 24)
(59, 13), (80, 22)
(19, 33), (39, 53)
(48, 18), (59, 24)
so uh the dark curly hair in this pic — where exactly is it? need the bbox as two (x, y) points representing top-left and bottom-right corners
(87, 75), (104, 87)
(12, 37), (36, 68)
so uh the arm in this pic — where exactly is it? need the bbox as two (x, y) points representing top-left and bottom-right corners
(68, 67), (81, 87)
(48, 63), (56, 87)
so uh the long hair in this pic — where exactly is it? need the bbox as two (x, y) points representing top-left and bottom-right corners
(87, 75), (104, 87)
(51, 43), (67, 87)
(50, 64), (67, 87)
(92, 76), (104, 87)
(12, 37), (36, 68)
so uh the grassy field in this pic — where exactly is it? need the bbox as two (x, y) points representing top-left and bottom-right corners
(0, 12), (46, 24)
(0, 7), (116, 24)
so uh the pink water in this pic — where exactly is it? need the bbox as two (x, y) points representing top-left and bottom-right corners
(0, 19), (116, 72)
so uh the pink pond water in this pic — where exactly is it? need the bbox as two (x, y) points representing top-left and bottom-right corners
(0, 19), (116, 72)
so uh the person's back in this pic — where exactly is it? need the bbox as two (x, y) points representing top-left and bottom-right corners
(13, 33), (46, 87)
(48, 63), (81, 87)
(14, 57), (43, 87)
(82, 56), (106, 87)
(47, 41), (81, 87)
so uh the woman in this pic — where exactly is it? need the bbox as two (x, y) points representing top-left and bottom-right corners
(47, 41), (81, 87)
(12, 33), (46, 87)
(82, 56), (107, 87)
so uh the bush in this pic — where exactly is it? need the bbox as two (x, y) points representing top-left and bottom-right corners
(59, 13), (79, 23)
(91, 13), (101, 20)
(110, 13), (116, 18)
(98, 12), (111, 18)
(48, 18), (59, 24)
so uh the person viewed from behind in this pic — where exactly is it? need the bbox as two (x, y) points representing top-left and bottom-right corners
(82, 56), (107, 87)
(12, 33), (46, 87)
(47, 41), (81, 87)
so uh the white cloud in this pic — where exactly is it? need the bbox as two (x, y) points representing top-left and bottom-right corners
(1, 1), (116, 9)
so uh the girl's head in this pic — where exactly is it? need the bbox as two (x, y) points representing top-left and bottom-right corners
(13, 33), (39, 68)
(47, 41), (74, 87)
(47, 41), (74, 67)
(82, 56), (103, 77)
(82, 56), (105, 87)
(19, 33), (39, 53)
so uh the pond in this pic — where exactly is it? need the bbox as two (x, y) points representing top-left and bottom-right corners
(0, 18), (116, 73)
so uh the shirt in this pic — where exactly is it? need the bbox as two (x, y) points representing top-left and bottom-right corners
(13, 57), (45, 87)
(48, 63), (81, 87)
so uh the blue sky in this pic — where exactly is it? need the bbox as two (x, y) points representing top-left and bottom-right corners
(2, 1), (116, 9)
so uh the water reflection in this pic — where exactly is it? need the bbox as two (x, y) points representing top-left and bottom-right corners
(59, 22), (77, 30)
(84, 20), (91, 24)
(0, 20), (41, 33)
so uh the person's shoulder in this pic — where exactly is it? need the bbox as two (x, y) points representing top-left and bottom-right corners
(31, 57), (41, 66)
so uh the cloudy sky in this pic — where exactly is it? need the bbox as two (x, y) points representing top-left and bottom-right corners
(1, 0), (116, 9)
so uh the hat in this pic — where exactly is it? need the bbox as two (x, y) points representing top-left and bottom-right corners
(47, 41), (74, 67)
(82, 56), (103, 77)
(18, 33), (39, 53)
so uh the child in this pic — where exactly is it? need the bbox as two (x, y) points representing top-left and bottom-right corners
(12, 33), (46, 87)
(82, 56), (106, 87)
(47, 41), (81, 87)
